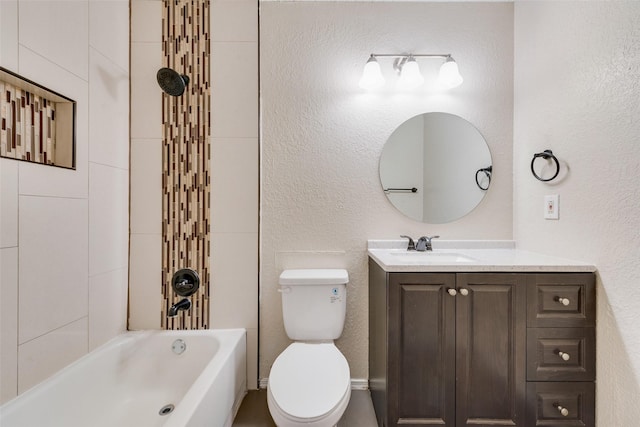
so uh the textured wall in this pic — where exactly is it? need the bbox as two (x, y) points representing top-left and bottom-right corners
(513, 1), (640, 424)
(260, 2), (514, 381)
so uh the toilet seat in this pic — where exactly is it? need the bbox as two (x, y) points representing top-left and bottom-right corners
(268, 342), (350, 423)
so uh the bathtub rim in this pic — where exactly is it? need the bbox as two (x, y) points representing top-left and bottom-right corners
(0, 328), (247, 426)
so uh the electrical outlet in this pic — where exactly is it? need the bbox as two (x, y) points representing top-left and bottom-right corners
(544, 195), (559, 220)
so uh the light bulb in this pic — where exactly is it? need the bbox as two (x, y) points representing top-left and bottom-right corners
(438, 57), (463, 89)
(397, 56), (424, 90)
(359, 56), (385, 90)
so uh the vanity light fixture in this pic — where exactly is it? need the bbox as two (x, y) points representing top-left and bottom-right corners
(359, 53), (463, 90)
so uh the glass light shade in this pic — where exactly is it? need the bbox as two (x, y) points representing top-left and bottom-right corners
(438, 58), (463, 89)
(359, 57), (385, 90)
(397, 57), (424, 90)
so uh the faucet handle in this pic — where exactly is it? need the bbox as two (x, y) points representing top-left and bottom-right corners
(416, 235), (440, 251)
(400, 235), (416, 251)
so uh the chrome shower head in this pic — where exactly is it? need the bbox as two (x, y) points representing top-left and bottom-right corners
(156, 67), (190, 96)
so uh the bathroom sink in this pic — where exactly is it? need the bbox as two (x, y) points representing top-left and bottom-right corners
(388, 251), (477, 263)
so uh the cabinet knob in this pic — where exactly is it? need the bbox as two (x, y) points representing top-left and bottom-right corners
(459, 288), (469, 296)
(557, 351), (571, 361)
(555, 296), (570, 306)
(555, 404), (569, 417)
(447, 288), (457, 296)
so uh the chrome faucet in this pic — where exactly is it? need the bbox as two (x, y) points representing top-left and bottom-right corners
(167, 298), (191, 317)
(416, 235), (440, 251)
(400, 235), (416, 251)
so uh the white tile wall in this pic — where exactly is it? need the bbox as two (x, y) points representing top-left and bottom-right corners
(129, 234), (162, 330)
(0, 159), (18, 248)
(17, 47), (89, 199)
(17, 318), (88, 394)
(89, 0), (129, 72)
(211, 0), (258, 42)
(89, 268), (128, 350)
(246, 327), (258, 391)
(89, 163), (128, 276)
(89, 48), (130, 169)
(0, 0), (129, 402)
(130, 139), (162, 234)
(211, 42), (259, 138)
(209, 0), (259, 389)
(130, 42), (163, 139)
(129, 0), (260, 389)
(18, 0), (89, 80)
(131, 1), (162, 43)
(0, 0), (18, 71)
(1, 248), (18, 402)
(211, 138), (259, 233)
(210, 233), (258, 328)
(18, 196), (89, 344)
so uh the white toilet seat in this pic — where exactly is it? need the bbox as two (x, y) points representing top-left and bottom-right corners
(267, 342), (351, 426)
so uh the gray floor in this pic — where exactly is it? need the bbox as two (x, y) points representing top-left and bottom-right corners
(232, 389), (378, 427)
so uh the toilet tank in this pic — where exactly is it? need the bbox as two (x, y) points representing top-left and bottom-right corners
(279, 269), (348, 341)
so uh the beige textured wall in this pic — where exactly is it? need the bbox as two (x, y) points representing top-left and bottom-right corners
(260, 1), (514, 381)
(513, 1), (640, 424)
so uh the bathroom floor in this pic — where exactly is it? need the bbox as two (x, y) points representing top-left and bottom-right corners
(232, 389), (378, 426)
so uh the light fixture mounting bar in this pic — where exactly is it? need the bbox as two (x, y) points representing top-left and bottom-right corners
(369, 53), (452, 59)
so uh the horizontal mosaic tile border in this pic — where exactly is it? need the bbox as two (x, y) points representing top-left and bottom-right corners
(161, 0), (211, 330)
(0, 81), (57, 165)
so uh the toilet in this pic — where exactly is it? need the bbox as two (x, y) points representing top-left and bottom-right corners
(267, 269), (351, 427)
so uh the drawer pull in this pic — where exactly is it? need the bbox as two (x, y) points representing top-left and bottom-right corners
(555, 296), (571, 306)
(459, 288), (469, 296)
(554, 404), (569, 417)
(557, 351), (571, 361)
(447, 288), (457, 296)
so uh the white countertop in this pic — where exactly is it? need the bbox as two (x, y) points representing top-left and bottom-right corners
(367, 240), (596, 273)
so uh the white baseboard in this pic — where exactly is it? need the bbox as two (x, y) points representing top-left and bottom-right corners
(259, 378), (368, 390)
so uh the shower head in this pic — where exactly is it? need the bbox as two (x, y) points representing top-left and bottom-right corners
(156, 67), (190, 96)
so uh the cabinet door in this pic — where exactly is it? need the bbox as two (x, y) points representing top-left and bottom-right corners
(389, 273), (456, 427)
(455, 274), (527, 427)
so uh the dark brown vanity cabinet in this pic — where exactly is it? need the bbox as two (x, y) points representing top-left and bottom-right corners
(369, 261), (596, 427)
(525, 273), (596, 427)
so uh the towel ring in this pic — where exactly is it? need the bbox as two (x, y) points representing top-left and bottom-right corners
(475, 166), (492, 191)
(531, 150), (560, 182)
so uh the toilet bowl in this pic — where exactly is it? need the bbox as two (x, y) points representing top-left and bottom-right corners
(267, 342), (351, 427)
(267, 269), (351, 427)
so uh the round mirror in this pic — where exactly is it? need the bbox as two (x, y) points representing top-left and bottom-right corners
(379, 112), (492, 223)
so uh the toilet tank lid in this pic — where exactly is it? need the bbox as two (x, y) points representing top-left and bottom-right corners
(279, 269), (349, 286)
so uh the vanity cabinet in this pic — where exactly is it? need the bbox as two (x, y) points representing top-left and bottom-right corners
(369, 260), (596, 427)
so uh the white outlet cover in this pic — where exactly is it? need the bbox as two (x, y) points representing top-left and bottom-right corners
(544, 195), (559, 220)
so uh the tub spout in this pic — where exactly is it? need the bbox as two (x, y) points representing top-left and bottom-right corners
(168, 298), (191, 317)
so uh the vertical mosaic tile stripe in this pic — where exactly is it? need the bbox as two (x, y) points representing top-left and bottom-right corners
(162, 0), (211, 329)
(0, 81), (56, 165)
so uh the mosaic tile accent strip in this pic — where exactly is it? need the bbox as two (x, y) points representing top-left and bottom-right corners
(161, 0), (211, 330)
(0, 81), (57, 165)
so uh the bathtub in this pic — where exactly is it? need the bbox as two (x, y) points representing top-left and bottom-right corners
(0, 329), (247, 427)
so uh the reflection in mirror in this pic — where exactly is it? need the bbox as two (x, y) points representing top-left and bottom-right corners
(379, 112), (492, 224)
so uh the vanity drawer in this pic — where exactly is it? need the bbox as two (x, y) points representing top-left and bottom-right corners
(526, 382), (595, 427)
(527, 274), (595, 327)
(527, 328), (595, 381)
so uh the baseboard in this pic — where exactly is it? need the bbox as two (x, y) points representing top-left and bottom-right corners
(259, 378), (368, 390)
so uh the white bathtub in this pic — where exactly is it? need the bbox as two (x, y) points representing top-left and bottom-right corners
(0, 329), (247, 427)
